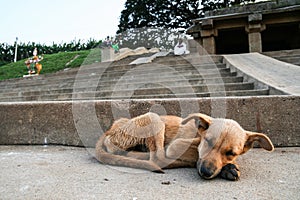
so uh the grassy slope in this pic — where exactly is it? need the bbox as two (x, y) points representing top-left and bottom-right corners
(0, 48), (101, 81)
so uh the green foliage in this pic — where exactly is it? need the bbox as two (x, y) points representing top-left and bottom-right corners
(117, 0), (258, 34)
(117, 0), (201, 34)
(0, 39), (102, 66)
(0, 49), (101, 81)
(201, 0), (257, 12)
(116, 0), (202, 50)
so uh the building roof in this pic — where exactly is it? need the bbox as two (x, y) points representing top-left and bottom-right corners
(187, 0), (300, 34)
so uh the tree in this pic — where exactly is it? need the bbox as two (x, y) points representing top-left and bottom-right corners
(115, 0), (257, 50)
(201, 0), (257, 12)
(117, 0), (201, 34)
(117, 0), (258, 34)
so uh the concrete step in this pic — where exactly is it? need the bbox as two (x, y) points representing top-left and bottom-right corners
(263, 49), (300, 57)
(0, 53), (280, 102)
(0, 80), (252, 99)
(263, 54), (300, 66)
(108, 62), (226, 72)
(76, 83), (254, 99)
(96, 71), (238, 85)
(0, 69), (237, 92)
(96, 68), (232, 81)
(0, 76), (245, 97)
(105, 89), (270, 99)
(0, 88), (269, 102)
(262, 49), (300, 66)
(224, 53), (300, 95)
(275, 56), (300, 66)
(95, 76), (244, 91)
(0, 62), (227, 89)
(99, 82), (255, 97)
(77, 61), (226, 73)
(154, 54), (223, 65)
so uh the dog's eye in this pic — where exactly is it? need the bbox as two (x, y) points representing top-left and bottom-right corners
(225, 150), (236, 157)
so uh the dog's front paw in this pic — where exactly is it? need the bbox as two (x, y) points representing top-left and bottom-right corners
(219, 163), (240, 181)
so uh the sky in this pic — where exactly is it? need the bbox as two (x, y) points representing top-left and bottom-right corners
(0, 0), (126, 45)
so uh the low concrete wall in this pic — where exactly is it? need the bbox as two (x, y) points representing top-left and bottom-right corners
(0, 96), (299, 147)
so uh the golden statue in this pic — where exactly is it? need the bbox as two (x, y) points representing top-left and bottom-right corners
(24, 48), (43, 75)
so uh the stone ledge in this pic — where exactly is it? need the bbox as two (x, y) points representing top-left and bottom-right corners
(0, 96), (299, 147)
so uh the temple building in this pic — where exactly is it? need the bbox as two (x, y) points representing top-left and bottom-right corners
(187, 0), (300, 54)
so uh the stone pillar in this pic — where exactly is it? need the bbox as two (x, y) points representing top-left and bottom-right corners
(202, 35), (216, 54)
(200, 19), (217, 54)
(246, 14), (266, 53)
(248, 32), (262, 52)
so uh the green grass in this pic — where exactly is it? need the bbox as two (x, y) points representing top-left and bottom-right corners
(0, 48), (101, 81)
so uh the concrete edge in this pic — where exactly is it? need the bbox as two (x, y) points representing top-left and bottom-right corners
(0, 96), (299, 147)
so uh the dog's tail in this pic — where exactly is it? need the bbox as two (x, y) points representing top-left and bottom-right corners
(95, 133), (164, 173)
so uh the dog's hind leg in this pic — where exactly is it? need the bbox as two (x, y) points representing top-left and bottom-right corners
(96, 135), (164, 173)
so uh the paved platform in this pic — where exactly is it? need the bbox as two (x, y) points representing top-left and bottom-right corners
(0, 145), (299, 200)
(224, 53), (300, 95)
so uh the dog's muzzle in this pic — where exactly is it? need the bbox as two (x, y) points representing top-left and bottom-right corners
(197, 160), (217, 180)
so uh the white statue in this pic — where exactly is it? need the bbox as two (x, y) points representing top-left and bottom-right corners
(174, 38), (190, 55)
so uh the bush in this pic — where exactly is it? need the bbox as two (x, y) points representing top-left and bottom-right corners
(0, 39), (102, 66)
(0, 49), (101, 80)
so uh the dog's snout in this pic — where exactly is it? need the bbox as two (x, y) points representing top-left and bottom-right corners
(199, 165), (214, 179)
(197, 161), (217, 179)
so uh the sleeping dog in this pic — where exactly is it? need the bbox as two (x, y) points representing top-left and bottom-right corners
(95, 112), (274, 180)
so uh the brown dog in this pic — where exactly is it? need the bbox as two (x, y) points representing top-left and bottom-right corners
(95, 112), (274, 180)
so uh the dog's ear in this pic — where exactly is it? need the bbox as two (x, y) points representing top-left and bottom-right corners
(181, 113), (212, 130)
(243, 131), (274, 153)
(194, 117), (209, 130)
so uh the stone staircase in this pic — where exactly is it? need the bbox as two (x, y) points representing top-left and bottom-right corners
(0, 53), (270, 102)
(0, 52), (299, 149)
(263, 49), (300, 66)
(0, 54), (299, 199)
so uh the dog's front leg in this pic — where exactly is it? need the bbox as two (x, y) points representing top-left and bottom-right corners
(219, 163), (240, 181)
(146, 137), (157, 162)
(146, 129), (167, 162)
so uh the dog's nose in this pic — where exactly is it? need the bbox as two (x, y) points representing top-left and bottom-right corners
(199, 165), (214, 179)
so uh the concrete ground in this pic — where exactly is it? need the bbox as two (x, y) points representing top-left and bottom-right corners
(0, 145), (299, 200)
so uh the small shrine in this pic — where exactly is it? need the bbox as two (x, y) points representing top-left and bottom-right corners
(24, 48), (43, 77)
